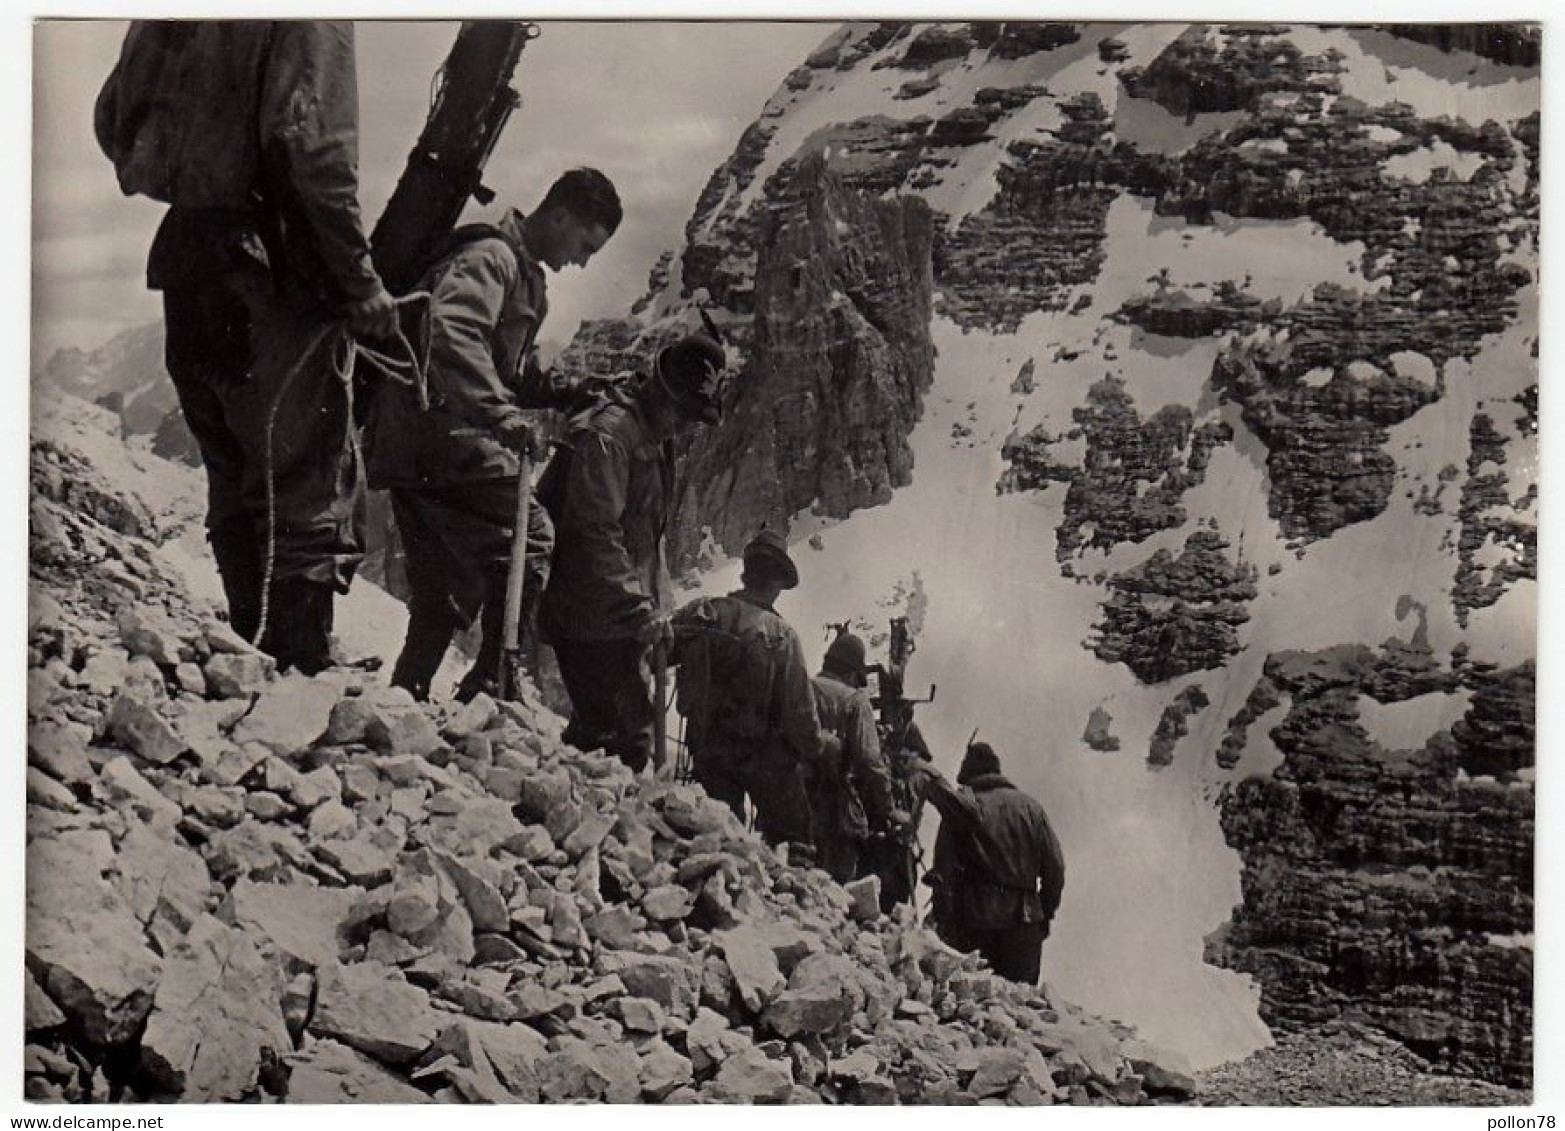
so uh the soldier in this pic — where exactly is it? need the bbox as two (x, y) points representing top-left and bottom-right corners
(912, 742), (1065, 985)
(96, 21), (398, 674)
(670, 531), (820, 850)
(808, 631), (903, 884)
(364, 169), (623, 702)
(536, 333), (725, 771)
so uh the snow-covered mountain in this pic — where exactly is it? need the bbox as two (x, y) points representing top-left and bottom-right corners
(561, 22), (1538, 1085)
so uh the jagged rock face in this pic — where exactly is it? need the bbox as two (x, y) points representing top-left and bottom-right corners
(1148, 685), (1209, 767)
(1115, 280), (1275, 338)
(670, 157), (934, 565)
(564, 155), (936, 573)
(1211, 646), (1534, 1088)
(1120, 26), (1340, 114)
(1001, 376), (1234, 561)
(1383, 24), (1541, 68)
(1453, 411), (1536, 626)
(1211, 336), (1439, 541)
(1090, 530), (1257, 683)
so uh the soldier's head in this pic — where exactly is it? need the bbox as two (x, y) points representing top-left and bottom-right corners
(642, 331), (729, 434)
(531, 168), (622, 271)
(958, 741), (1002, 784)
(822, 631), (868, 688)
(739, 528), (798, 604)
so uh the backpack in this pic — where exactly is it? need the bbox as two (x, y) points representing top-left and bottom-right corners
(94, 22), (271, 208)
(674, 597), (790, 747)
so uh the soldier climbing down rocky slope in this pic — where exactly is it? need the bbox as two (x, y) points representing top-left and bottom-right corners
(914, 742), (1066, 986)
(670, 530), (821, 852)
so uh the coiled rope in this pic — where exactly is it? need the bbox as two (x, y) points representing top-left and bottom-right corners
(251, 291), (432, 650)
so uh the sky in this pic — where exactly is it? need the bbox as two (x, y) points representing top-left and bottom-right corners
(30, 19), (830, 363)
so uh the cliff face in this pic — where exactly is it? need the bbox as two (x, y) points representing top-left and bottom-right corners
(1209, 647), (1533, 1088)
(669, 156), (935, 569)
(561, 155), (936, 573)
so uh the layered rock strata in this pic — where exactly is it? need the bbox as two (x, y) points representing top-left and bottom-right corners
(1211, 646), (1533, 1088)
(1089, 530), (1257, 684)
(1001, 377), (1233, 561)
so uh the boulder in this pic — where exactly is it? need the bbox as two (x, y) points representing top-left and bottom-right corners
(103, 690), (187, 765)
(432, 851), (510, 933)
(537, 1035), (641, 1103)
(710, 1042), (795, 1103)
(28, 721), (94, 786)
(965, 1046), (1027, 1098)
(233, 673), (337, 755)
(285, 1040), (432, 1103)
(638, 1038), (693, 1099)
(314, 832), (397, 886)
(203, 820), (309, 883)
(307, 799), (358, 842)
(97, 756), (181, 829)
(641, 884), (696, 922)
(26, 835), (163, 1045)
(844, 875), (881, 922)
(762, 952), (860, 1037)
(310, 961), (442, 1066)
(139, 916), (290, 1100)
(715, 926), (786, 1012)
(27, 767), (77, 812)
(225, 878), (363, 970)
(442, 693), (498, 741)
(116, 605), (186, 667)
(113, 819), (210, 934)
(203, 653), (274, 700)
(616, 997), (666, 1034)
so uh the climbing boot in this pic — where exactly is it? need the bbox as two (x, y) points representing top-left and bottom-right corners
(391, 604), (457, 701)
(267, 577), (336, 676)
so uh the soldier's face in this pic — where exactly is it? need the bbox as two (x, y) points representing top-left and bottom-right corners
(544, 215), (611, 271)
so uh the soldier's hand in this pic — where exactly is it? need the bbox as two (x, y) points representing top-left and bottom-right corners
(346, 285), (399, 341)
(888, 808), (912, 830)
(636, 614), (674, 650)
(496, 417), (542, 459)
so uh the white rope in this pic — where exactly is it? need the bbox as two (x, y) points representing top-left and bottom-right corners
(250, 292), (432, 650)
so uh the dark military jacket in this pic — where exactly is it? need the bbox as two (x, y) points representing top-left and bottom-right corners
(926, 772), (1065, 932)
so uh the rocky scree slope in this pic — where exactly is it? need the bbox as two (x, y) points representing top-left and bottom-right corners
(25, 394), (1197, 1105)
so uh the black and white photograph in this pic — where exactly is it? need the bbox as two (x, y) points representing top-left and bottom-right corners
(18, 12), (1546, 1111)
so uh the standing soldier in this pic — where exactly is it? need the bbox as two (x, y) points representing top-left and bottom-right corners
(670, 531), (820, 851)
(912, 742), (1066, 985)
(808, 631), (903, 884)
(536, 333), (725, 771)
(364, 169), (622, 702)
(95, 21), (398, 673)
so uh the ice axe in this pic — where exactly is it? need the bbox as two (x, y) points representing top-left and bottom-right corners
(652, 638), (670, 777)
(496, 447), (534, 701)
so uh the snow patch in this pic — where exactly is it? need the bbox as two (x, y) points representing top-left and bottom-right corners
(1357, 689), (1472, 753)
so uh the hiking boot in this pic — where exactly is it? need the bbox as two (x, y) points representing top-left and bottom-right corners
(454, 665), (500, 704)
(208, 525), (264, 644)
(266, 577), (335, 676)
(391, 605), (458, 701)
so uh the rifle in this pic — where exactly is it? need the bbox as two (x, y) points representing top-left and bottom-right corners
(371, 22), (539, 294)
(863, 616), (937, 910)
